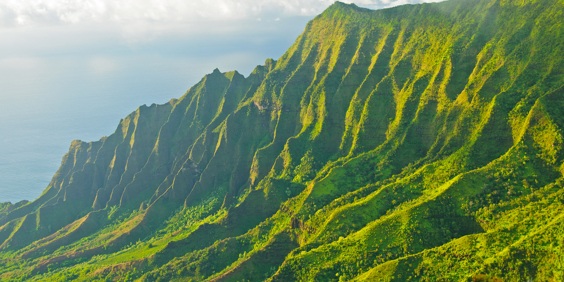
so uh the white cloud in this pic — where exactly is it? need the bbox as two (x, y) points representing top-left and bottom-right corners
(0, 0), (438, 28)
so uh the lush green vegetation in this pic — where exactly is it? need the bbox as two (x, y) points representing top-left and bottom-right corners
(1, 0), (564, 280)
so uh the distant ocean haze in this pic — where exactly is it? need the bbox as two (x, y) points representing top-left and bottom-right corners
(0, 55), (183, 203)
(0, 17), (310, 203)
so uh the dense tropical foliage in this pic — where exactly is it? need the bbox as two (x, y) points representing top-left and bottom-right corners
(1, 0), (564, 280)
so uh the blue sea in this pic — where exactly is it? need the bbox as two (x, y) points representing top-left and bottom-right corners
(0, 17), (310, 203)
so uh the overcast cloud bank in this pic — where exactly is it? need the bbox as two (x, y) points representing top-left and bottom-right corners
(0, 0), (442, 28)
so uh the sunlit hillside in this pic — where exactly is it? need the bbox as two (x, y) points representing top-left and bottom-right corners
(1, 0), (564, 280)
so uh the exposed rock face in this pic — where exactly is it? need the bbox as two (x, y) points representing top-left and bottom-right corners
(1, 0), (564, 281)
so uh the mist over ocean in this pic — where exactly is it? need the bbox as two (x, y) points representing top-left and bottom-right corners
(0, 56), (188, 203)
(0, 17), (310, 203)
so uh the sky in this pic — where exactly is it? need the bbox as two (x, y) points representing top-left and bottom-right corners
(0, 0), (435, 27)
(0, 0), (443, 82)
(0, 0), (441, 203)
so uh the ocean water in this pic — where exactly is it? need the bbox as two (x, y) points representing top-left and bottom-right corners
(0, 55), (193, 203)
(0, 17), (310, 204)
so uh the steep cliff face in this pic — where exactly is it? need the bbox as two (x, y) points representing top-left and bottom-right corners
(1, 0), (564, 281)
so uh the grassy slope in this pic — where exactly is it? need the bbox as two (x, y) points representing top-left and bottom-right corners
(1, 0), (564, 281)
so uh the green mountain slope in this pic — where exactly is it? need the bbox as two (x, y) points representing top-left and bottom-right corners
(1, 0), (564, 281)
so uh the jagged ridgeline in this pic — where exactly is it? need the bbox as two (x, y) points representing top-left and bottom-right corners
(1, 0), (564, 280)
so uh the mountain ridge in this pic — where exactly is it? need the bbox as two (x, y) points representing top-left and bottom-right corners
(1, 0), (564, 280)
